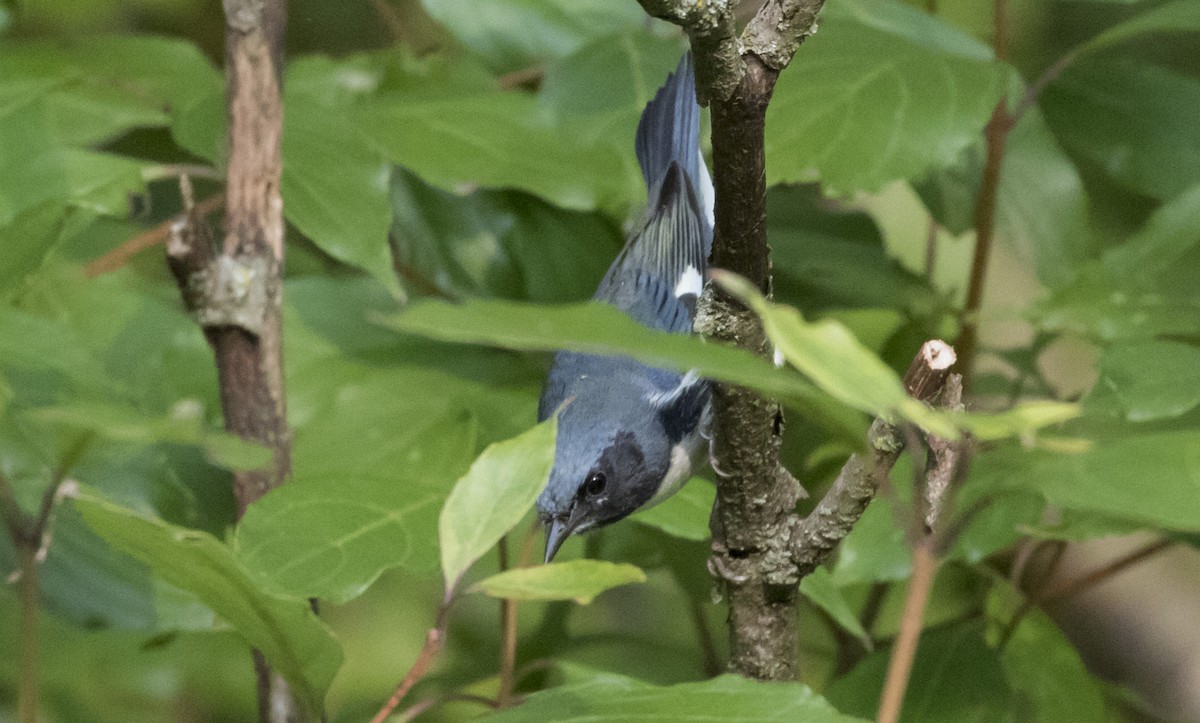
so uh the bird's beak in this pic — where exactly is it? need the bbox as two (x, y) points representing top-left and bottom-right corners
(544, 517), (571, 564)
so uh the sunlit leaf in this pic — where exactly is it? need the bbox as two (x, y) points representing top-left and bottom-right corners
(470, 560), (646, 604)
(439, 417), (557, 590)
(377, 297), (867, 442)
(716, 272), (1078, 440)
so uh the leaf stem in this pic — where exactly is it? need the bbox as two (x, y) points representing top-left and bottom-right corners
(84, 194), (225, 278)
(955, 102), (1012, 389)
(371, 600), (454, 723)
(396, 693), (499, 722)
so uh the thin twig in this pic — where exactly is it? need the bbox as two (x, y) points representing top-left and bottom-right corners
(874, 366), (963, 723)
(396, 693), (499, 723)
(791, 341), (958, 575)
(1010, 50), (1078, 125)
(497, 538), (518, 707)
(1042, 539), (1173, 603)
(876, 543), (937, 723)
(371, 602), (454, 723)
(954, 102), (1011, 389)
(999, 538), (1172, 649)
(84, 194), (225, 278)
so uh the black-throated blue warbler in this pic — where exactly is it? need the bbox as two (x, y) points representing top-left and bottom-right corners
(537, 54), (713, 562)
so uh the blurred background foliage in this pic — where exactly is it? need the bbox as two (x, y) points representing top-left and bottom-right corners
(1, 0), (1200, 720)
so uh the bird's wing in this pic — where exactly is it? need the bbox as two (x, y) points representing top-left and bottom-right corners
(647, 371), (710, 444)
(595, 164), (707, 332)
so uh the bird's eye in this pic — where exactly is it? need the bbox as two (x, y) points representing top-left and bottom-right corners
(583, 471), (607, 497)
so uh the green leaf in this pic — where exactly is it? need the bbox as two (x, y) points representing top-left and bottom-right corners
(235, 413), (477, 602)
(800, 567), (872, 648)
(282, 79), (399, 297)
(73, 490), (343, 714)
(0, 36), (219, 146)
(439, 417), (557, 590)
(832, 496), (911, 585)
(977, 432), (1200, 532)
(1035, 184), (1200, 341)
(484, 669), (867, 722)
(766, 5), (1006, 194)
(631, 478), (714, 541)
(1091, 340), (1200, 422)
(539, 32), (683, 191)
(766, 184), (934, 314)
(716, 272), (1078, 440)
(827, 0), (995, 60)
(990, 586), (1113, 722)
(1101, 183), (1200, 284)
(827, 624), (1011, 722)
(388, 168), (622, 302)
(419, 0), (646, 73)
(1080, 0), (1200, 54)
(360, 90), (631, 213)
(996, 107), (1091, 287)
(28, 401), (271, 471)
(377, 297), (867, 442)
(0, 201), (67, 298)
(1042, 60), (1200, 201)
(470, 559), (646, 604)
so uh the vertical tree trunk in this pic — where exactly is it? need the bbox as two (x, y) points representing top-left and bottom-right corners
(168, 1), (302, 719)
(702, 57), (801, 681)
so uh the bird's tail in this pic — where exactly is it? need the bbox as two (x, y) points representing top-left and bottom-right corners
(635, 53), (714, 233)
(593, 53), (714, 332)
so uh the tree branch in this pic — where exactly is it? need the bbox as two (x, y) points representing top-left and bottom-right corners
(640, 0), (820, 682)
(637, 0), (743, 105)
(790, 341), (958, 575)
(743, 0), (826, 71)
(166, 1), (298, 719)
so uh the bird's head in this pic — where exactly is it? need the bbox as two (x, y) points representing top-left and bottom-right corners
(536, 398), (670, 563)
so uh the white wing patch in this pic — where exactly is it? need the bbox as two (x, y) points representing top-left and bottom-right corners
(698, 150), (715, 227)
(674, 264), (703, 299)
(773, 347), (785, 368)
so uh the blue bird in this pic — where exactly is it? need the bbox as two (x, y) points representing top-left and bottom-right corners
(537, 55), (714, 563)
